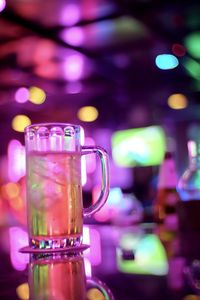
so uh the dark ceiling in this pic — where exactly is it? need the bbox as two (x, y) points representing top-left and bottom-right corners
(0, 0), (200, 153)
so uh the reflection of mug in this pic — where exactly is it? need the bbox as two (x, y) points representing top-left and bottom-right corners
(29, 254), (86, 300)
(29, 254), (115, 300)
(25, 123), (109, 249)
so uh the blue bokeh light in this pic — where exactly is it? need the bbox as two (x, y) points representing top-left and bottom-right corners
(155, 54), (179, 70)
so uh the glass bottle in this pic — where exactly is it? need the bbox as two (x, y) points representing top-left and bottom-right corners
(177, 139), (200, 232)
(154, 151), (180, 228)
(176, 139), (200, 283)
(177, 140), (200, 201)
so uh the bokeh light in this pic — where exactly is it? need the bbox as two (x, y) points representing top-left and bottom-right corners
(117, 234), (168, 275)
(35, 61), (58, 79)
(83, 226), (102, 267)
(183, 296), (200, 300)
(60, 27), (84, 46)
(8, 140), (26, 182)
(16, 283), (29, 300)
(172, 43), (186, 57)
(60, 4), (80, 26)
(33, 39), (55, 65)
(10, 196), (24, 211)
(77, 106), (99, 122)
(80, 126), (87, 186)
(183, 57), (200, 80)
(184, 32), (200, 59)
(63, 54), (84, 81)
(9, 227), (29, 271)
(87, 288), (105, 300)
(167, 93), (188, 109)
(155, 54), (179, 70)
(15, 87), (29, 103)
(0, 0), (6, 13)
(66, 82), (83, 94)
(12, 115), (31, 132)
(93, 187), (123, 222)
(29, 86), (46, 104)
(1, 182), (20, 199)
(85, 137), (96, 173)
(112, 126), (166, 167)
(84, 258), (92, 278)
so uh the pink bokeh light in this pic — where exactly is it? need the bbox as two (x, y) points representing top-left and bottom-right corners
(83, 226), (102, 266)
(92, 186), (123, 223)
(80, 127), (87, 186)
(63, 54), (84, 81)
(66, 82), (83, 94)
(60, 27), (84, 46)
(84, 258), (92, 277)
(9, 227), (29, 271)
(0, 0), (6, 13)
(35, 61), (58, 79)
(15, 87), (29, 103)
(85, 137), (96, 174)
(60, 4), (81, 26)
(8, 140), (26, 182)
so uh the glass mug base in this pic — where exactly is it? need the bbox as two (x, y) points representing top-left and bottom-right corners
(30, 236), (83, 250)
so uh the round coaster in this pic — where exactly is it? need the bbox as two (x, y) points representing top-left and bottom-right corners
(19, 244), (90, 254)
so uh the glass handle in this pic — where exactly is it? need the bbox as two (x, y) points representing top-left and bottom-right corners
(81, 146), (109, 217)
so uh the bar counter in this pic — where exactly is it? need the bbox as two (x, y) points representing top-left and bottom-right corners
(0, 223), (199, 300)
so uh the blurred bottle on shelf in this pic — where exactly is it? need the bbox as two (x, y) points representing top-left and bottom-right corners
(177, 139), (200, 260)
(154, 152), (180, 230)
(177, 140), (200, 231)
(154, 222), (185, 297)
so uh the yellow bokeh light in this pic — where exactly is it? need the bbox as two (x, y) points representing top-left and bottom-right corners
(12, 115), (31, 132)
(8, 196), (24, 211)
(1, 182), (20, 199)
(77, 106), (99, 122)
(86, 288), (106, 300)
(167, 93), (188, 109)
(183, 295), (200, 300)
(29, 86), (46, 104)
(16, 283), (29, 300)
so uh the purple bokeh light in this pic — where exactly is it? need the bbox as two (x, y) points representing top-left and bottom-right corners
(66, 82), (83, 94)
(83, 226), (102, 267)
(63, 54), (84, 81)
(60, 27), (84, 46)
(60, 4), (80, 26)
(85, 137), (96, 173)
(15, 87), (29, 103)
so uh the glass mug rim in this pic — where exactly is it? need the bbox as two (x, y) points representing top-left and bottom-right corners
(25, 122), (81, 129)
(25, 122), (81, 134)
(25, 122), (110, 250)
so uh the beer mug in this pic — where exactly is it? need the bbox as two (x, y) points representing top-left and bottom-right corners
(25, 123), (109, 249)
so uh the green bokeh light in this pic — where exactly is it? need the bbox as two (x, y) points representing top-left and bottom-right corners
(184, 32), (200, 59)
(183, 57), (200, 80)
(117, 234), (168, 276)
(112, 126), (166, 167)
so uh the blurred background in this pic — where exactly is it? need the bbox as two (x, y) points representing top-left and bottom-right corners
(1, 0), (200, 225)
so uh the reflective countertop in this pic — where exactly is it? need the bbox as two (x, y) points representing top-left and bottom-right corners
(0, 223), (199, 300)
